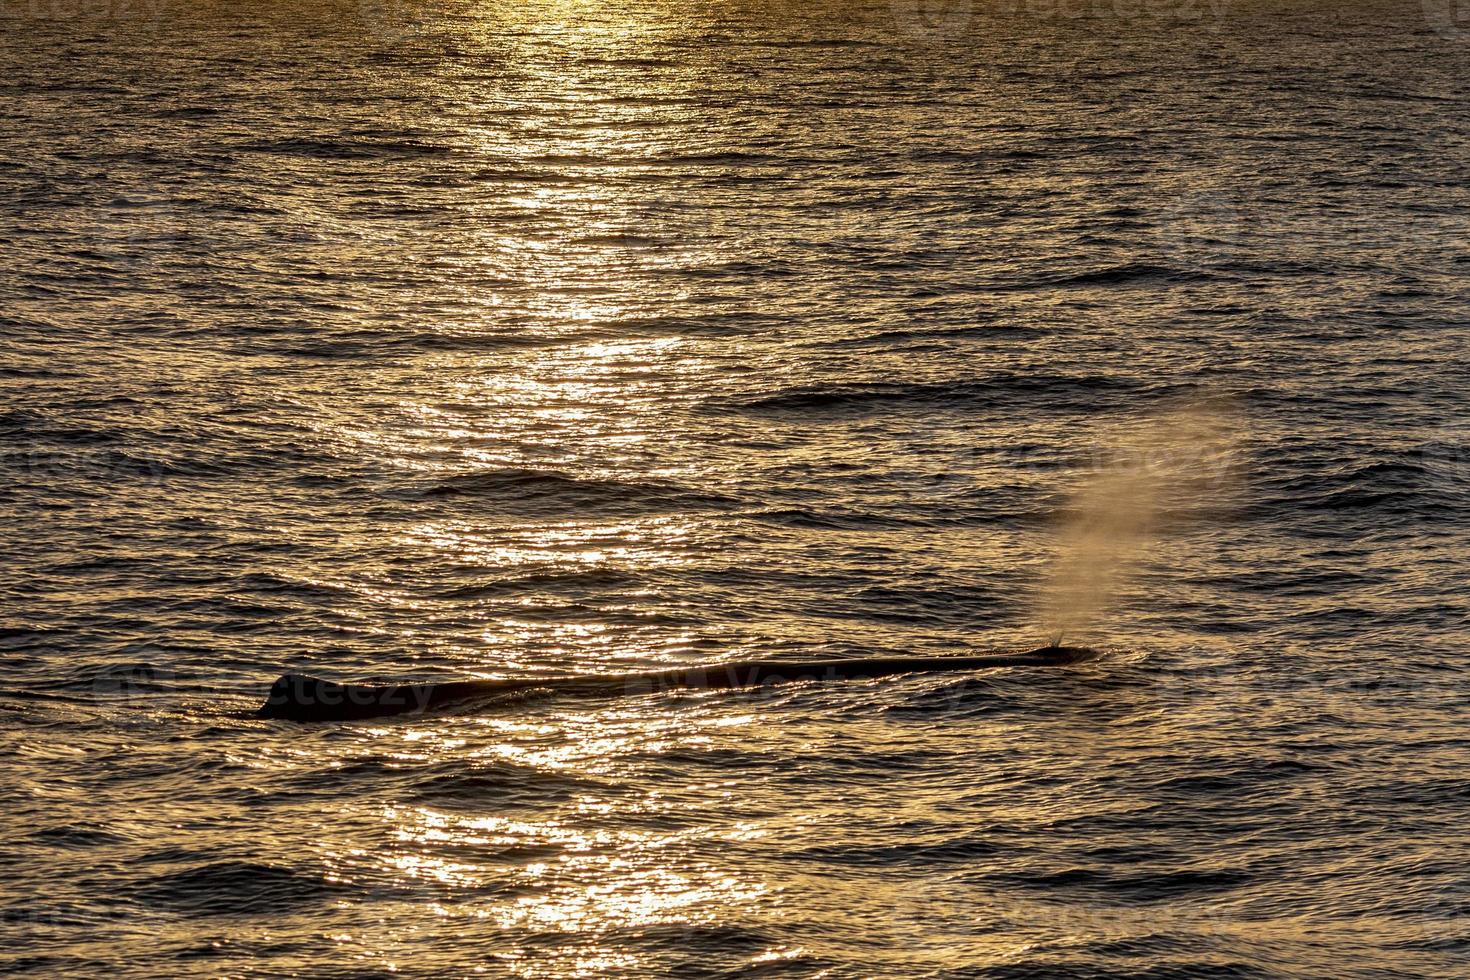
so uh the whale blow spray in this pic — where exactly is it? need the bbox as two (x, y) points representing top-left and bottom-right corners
(1039, 399), (1240, 646)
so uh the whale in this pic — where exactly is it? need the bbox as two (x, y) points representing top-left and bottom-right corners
(257, 646), (1099, 722)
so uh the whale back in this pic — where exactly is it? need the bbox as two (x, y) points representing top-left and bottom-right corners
(259, 672), (356, 721)
(256, 647), (1102, 722)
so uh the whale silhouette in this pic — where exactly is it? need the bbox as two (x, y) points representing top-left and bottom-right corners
(257, 646), (1099, 722)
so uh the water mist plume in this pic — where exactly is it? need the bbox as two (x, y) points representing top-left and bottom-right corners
(1038, 398), (1240, 647)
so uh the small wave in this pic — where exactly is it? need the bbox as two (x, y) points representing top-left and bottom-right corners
(617, 920), (786, 959)
(972, 960), (1271, 980)
(432, 568), (642, 600)
(398, 468), (739, 513)
(128, 860), (351, 917)
(653, 151), (782, 166)
(265, 329), (552, 359)
(764, 38), (884, 48)
(635, 745), (760, 771)
(744, 507), (919, 531)
(819, 323), (1047, 349)
(571, 232), (666, 247)
(1267, 459), (1442, 514)
(790, 835), (1006, 866)
(1353, 775), (1470, 806)
(410, 763), (613, 809)
(228, 572), (356, 601)
(721, 373), (1143, 413)
(0, 409), (124, 445)
(1001, 262), (1190, 290)
(883, 677), (999, 717)
(989, 866), (1251, 901)
(239, 137), (456, 160)
(27, 824), (130, 848)
(578, 56), (669, 68)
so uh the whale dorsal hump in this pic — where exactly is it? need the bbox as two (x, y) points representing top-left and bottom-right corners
(259, 672), (345, 720)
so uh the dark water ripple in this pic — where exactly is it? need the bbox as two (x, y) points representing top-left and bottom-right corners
(3, 0), (1470, 977)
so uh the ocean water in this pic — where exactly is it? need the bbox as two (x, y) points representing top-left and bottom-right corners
(3, 1), (1470, 976)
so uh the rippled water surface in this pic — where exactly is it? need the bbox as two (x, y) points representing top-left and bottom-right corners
(4, 2), (1470, 976)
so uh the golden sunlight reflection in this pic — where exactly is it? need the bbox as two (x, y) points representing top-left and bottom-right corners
(468, 1), (713, 336)
(391, 516), (719, 672)
(296, 686), (790, 973)
(380, 805), (767, 938)
(399, 518), (697, 571)
(327, 337), (710, 477)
